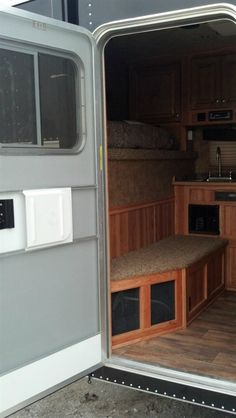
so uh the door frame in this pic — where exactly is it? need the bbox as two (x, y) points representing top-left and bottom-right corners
(95, 0), (236, 404)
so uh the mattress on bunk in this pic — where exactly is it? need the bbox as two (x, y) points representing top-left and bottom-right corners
(107, 120), (178, 150)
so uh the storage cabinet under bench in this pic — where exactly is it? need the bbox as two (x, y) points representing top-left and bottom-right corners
(110, 235), (227, 348)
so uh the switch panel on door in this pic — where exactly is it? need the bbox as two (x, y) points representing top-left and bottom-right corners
(0, 199), (14, 229)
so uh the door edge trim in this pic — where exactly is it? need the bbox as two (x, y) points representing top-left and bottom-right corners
(91, 365), (236, 414)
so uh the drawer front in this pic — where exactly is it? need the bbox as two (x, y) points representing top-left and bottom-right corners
(222, 205), (236, 239)
(189, 188), (214, 203)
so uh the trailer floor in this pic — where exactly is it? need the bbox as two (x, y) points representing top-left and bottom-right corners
(113, 291), (236, 382)
(9, 376), (230, 418)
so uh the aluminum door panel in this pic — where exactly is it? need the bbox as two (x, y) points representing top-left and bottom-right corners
(0, 8), (102, 415)
(0, 240), (99, 374)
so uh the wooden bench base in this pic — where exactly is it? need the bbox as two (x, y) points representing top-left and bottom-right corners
(111, 241), (226, 348)
(111, 270), (183, 348)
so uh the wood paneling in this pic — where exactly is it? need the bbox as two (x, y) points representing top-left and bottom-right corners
(109, 198), (174, 259)
(207, 251), (225, 299)
(226, 241), (236, 290)
(187, 262), (207, 321)
(186, 249), (225, 324)
(113, 291), (236, 382)
(174, 185), (188, 234)
(222, 204), (236, 239)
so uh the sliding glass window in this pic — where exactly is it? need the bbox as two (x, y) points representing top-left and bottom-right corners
(0, 46), (78, 150)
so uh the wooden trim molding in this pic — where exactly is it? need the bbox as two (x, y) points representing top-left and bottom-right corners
(109, 197), (174, 259)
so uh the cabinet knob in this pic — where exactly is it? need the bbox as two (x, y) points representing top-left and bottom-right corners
(222, 98), (226, 103)
(175, 113), (180, 119)
(215, 99), (220, 103)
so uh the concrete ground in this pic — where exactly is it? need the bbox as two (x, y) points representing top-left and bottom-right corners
(9, 377), (232, 418)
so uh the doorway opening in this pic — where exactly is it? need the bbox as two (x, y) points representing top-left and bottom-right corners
(104, 17), (236, 383)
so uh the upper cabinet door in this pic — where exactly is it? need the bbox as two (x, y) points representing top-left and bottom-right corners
(130, 62), (181, 123)
(190, 56), (219, 109)
(0, 8), (103, 417)
(190, 52), (236, 110)
(221, 53), (236, 106)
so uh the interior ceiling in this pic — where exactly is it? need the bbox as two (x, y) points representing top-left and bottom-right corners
(106, 20), (236, 61)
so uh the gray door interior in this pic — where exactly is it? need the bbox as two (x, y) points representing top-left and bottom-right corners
(0, 7), (102, 416)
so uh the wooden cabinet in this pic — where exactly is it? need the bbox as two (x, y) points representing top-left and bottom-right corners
(186, 262), (207, 322)
(130, 62), (181, 124)
(226, 241), (236, 290)
(221, 54), (236, 107)
(186, 250), (225, 323)
(191, 56), (219, 109)
(222, 204), (236, 289)
(174, 182), (236, 290)
(190, 53), (236, 110)
(207, 252), (224, 299)
(129, 50), (236, 131)
(222, 204), (236, 239)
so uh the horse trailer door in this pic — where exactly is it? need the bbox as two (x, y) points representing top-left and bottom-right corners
(0, 7), (103, 416)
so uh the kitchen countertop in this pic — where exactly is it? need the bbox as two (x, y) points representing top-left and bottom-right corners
(111, 235), (228, 281)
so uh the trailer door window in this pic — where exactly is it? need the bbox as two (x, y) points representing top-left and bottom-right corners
(0, 47), (78, 150)
(0, 49), (37, 146)
(39, 54), (77, 149)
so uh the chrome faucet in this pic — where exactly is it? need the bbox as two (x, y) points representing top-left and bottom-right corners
(216, 146), (222, 177)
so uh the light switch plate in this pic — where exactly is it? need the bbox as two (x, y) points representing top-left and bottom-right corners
(23, 188), (73, 250)
(0, 192), (26, 254)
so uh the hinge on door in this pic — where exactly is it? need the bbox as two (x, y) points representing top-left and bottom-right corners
(99, 145), (103, 171)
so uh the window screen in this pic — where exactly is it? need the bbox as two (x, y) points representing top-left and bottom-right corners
(112, 288), (140, 336)
(151, 280), (175, 326)
(0, 49), (37, 145)
(0, 47), (78, 149)
(39, 54), (77, 149)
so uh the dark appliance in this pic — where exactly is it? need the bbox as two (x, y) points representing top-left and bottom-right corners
(189, 204), (219, 235)
(215, 191), (236, 201)
(203, 124), (236, 141)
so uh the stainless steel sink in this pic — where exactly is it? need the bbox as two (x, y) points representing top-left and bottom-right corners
(206, 176), (233, 182)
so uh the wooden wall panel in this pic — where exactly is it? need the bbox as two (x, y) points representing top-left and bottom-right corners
(174, 185), (189, 235)
(187, 263), (207, 322)
(207, 251), (224, 299)
(222, 205), (236, 239)
(109, 197), (174, 259)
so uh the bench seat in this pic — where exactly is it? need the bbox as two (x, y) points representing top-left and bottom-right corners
(110, 235), (228, 348)
(111, 235), (228, 281)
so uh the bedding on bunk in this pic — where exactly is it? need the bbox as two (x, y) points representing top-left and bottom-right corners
(107, 120), (179, 150)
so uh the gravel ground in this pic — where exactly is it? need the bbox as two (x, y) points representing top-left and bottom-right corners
(9, 377), (232, 418)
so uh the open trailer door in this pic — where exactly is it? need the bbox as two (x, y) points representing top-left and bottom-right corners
(0, 7), (104, 416)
